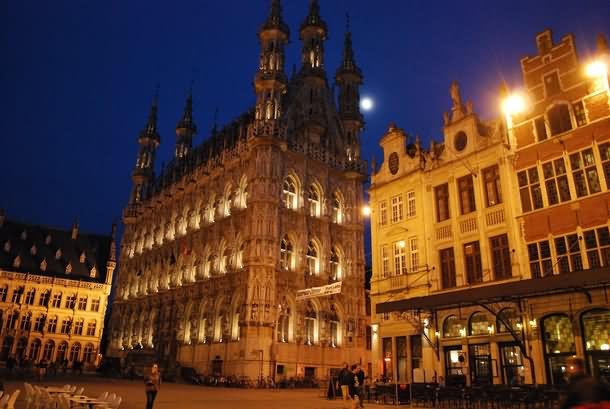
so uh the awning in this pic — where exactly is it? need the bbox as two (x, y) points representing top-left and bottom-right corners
(376, 267), (610, 313)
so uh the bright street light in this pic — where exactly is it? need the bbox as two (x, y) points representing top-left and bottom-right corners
(361, 205), (371, 216)
(585, 60), (608, 78)
(502, 94), (527, 116)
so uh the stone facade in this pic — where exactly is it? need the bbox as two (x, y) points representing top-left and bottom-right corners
(370, 30), (610, 386)
(106, 0), (370, 381)
(0, 210), (115, 368)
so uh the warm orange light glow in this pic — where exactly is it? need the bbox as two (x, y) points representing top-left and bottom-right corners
(586, 60), (608, 78)
(362, 205), (371, 217)
(502, 94), (526, 116)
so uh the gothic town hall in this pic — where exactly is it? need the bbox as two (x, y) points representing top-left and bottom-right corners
(107, 0), (370, 380)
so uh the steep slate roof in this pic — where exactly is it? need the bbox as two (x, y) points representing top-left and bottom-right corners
(0, 218), (112, 283)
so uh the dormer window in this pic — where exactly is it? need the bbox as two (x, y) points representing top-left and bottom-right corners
(30, 244), (37, 256)
(544, 72), (561, 97)
(3, 241), (10, 253)
(66, 262), (73, 274)
(55, 249), (62, 260)
(45, 234), (52, 245)
(13, 256), (21, 268)
(40, 259), (47, 272)
(90, 266), (97, 278)
(80, 252), (86, 263)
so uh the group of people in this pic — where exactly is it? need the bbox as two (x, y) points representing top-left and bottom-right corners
(337, 363), (366, 409)
(4, 354), (84, 380)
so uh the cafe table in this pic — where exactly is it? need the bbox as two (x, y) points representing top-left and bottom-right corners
(68, 396), (109, 409)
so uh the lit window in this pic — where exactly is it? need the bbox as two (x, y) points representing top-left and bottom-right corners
(306, 241), (319, 275)
(65, 294), (76, 309)
(280, 236), (293, 271)
(51, 292), (62, 309)
(457, 175), (476, 214)
(308, 185), (321, 217)
(283, 177), (298, 210)
(78, 296), (88, 311)
(482, 165), (502, 207)
(331, 193), (344, 224)
(379, 201), (388, 226)
(330, 247), (342, 281)
(409, 238), (419, 273)
(73, 319), (84, 336)
(381, 245), (391, 278)
(570, 148), (601, 197)
(25, 289), (36, 305)
(305, 302), (317, 346)
(542, 158), (571, 205)
(393, 241), (407, 275)
(390, 194), (404, 223)
(87, 321), (97, 336)
(406, 191), (416, 218)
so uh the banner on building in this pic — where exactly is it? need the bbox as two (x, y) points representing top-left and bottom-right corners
(296, 281), (342, 300)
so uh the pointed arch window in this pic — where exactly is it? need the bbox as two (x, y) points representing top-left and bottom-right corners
(306, 241), (319, 275)
(330, 247), (342, 281)
(305, 302), (318, 346)
(280, 236), (294, 271)
(283, 177), (298, 210)
(308, 185), (321, 217)
(329, 306), (341, 348)
(331, 192), (344, 224)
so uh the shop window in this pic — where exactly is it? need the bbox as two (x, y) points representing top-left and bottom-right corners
(469, 312), (491, 336)
(497, 308), (523, 334)
(542, 314), (576, 385)
(443, 315), (463, 338)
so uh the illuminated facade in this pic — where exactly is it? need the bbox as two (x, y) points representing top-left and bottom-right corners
(0, 210), (115, 368)
(106, 0), (370, 380)
(370, 30), (610, 386)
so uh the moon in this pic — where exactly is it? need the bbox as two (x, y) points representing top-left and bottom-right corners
(360, 97), (374, 111)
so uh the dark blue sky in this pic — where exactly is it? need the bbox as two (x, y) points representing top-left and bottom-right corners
(1, 1), (607, 235)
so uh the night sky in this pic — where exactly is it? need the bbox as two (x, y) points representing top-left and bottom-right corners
(1, 1), (607, 238)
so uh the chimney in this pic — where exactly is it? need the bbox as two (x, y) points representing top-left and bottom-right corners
(71, 219), (79, 240)
(0, 209), (5, 227)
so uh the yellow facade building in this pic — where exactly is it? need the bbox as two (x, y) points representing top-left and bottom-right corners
(0, 210), (116, 368)
(370, 30), (610, 386)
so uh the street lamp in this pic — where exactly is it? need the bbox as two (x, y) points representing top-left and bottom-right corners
(501, 93), (527, 117)
(361, 205), (371, 217)
(585, 59), (609, 91)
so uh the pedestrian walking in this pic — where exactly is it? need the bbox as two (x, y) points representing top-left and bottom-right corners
(338, 362), (355, 409)
(354, 364), (365, 408)
(560, 356), (610, 409)
(144, 363), (161, 409)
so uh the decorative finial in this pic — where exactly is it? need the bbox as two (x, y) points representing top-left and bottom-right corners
(450, 81), (462, 109)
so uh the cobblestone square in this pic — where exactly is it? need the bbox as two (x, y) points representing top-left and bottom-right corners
(4, 376), (393, 409)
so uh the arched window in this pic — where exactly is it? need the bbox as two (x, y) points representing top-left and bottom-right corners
(29, 339), (41, 360)
(7, 311), (19, 329)
(83, 343), (95, 364)
(541, 314), (576, 385)
(329, 305), (341, 348)
(69, 343), (81, 363)
(331, 192), (344, 224)
(283, 177), (298, 210)
(581, 309), (610, 352)
(469, 312), (491, 336)
(234, 176), (248, 209)
(548, 104), (573, 136)
(306, 241), (319, 275)
(20, 312), (32, 331)
(308, 185), (321, 217)
(330, 247), (342, 281)
(280, 236), (293, 271)
(73, 318), (84, 335)
(305, 302), (318, 346)
(235, 242), (245, 270)
(222, 184), (233, 218)
(443, 315), (462, 338)
(497, 308), (523, 333)
(43, 341), (55, 361)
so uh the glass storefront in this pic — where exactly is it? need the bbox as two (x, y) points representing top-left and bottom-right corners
(581, 309), (610, 382)
(469, 343), (492, 385)
(541, 314), (575, 385)
(500, 343), (525, 385)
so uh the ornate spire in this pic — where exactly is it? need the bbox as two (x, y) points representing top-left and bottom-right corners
(337, 13), (362, 77)
(176, 85), (197, 159)
(261, 0), (289, 35)
(139, 87), (161, 144)
(299, 0), (327, 71)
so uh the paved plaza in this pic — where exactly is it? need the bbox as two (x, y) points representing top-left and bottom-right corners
(3, 376), (397, 409)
